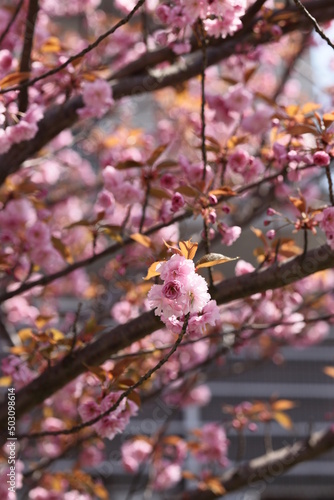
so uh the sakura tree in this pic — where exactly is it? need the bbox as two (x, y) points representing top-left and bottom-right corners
(1, 0), (334, 498)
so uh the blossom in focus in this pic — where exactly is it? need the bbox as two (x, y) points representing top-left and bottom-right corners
(148, 254), (211, 320)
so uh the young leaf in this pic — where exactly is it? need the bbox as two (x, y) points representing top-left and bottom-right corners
(143, 261), (163, 280)
(209, 187), (236, 197)
(35, 315), (55, 329)
(82, 363), (107, 383)
(130, 233), (152, 248)
(273, 411), (293, 430)
(18, 328), (34, 341)
(0, 71), (30, 89)
(182, 470), (198, 480)
(40, 37), (62, 53)
(163, 240), (183, 256)
(65, 219), (92, 229)
(47, 328), (65, 342)
(149, 187), (172, 199)
(301, 102), (321, 114)
(127, 391), (141, 408)
(323, 366), (334, 378)
(251, 226), (267, 246)
(147, 144), (168, 166)
(286, 124), (318, 135)
(0, 376), (12, 387)
(200, 477), (226, 495)
(179, 240), (198, 260)
(155, 159), (179, 169)
(196, 253), (239, 269)
(176, 185), (199, 197)
(271, 399), (296, 411)
(323, 112), (334, 128)
(51, 236), (73, 263)
(289, 196), (306, 213)
(115, 160), (143, 169)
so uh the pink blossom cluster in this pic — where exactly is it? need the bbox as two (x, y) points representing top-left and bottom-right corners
(0, 198), (64, 274)
(28, 486), (93, 499)
(147, 254), (220, 333)
(226, 147), (265, 184)
(78, 80), (114, 120)
(122, 436), (187, 491)
(78, 391), (138, 440)
(121, 423), (229, 491)
(0, 104), (44, 155)
(222, 261), (331, 347)
(102, 165), (143, 207)
(218, 222), (242, 246)
(156, 0), (247, 43)
(320, 207), (334, 250)
(122, 438), (153, 473)
(1, 355), (36, 389)
(224, 401), (259, 431)
(192, 423), (229, 466)
(164, 382), (211, 407)
(41, 0), (102, 16)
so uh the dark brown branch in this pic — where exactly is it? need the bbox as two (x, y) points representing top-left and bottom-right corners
(0, 211), (190, 303)
(0, 243), (333, 445)
(1, 0), (334, 185)
(0, 163), (316, 303)
(0, 0), (146, 96)
(178, 425), (334, 499)
(325, 164), (334, 206)
(18, 0), (39, 113)
(17, 314), (190, 439)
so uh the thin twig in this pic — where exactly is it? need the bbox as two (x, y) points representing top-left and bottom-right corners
(293, 0), (334, 51)
(17, 314), (190, 440)
(0, 210), (190, 304)
(0, 0), (146, 95)
(0, 0), (24, 46)
(199, 26), (214, 288)
(200, 28), (208, 181)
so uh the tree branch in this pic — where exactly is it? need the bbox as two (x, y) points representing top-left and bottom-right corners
(0, 0), (24, 46)
(0, 211), (190, 303)
(293, 0), (334, 51)
(178, 425), (334, 499)
(0, 243), (333, 444)
(1, 0), (334, 185)
(0, 0), (146, 96)
(18, 0), (39, 114)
